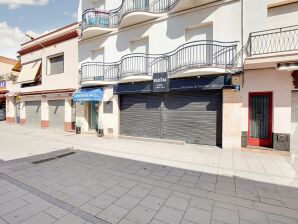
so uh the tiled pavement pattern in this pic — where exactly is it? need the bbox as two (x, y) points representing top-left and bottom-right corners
(0, 150), (297, 224)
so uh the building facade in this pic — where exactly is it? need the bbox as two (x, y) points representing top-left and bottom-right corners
(241, 0), (298, 153)
(75, 0), (271, 149)
(6, 23), (79, 131)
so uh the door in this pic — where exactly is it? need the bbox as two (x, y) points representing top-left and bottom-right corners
(291, 91), (298, 153)
(120, 91), (223, 146)
(25, 101), (41, 126)
(48, 100), (65, 128)
(88, 102), (99, 130)
(248, 92), (273, 147)
(162, 91), (222, 146)
(120, 94), (162, 139)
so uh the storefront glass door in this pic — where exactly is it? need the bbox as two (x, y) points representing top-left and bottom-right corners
(89, 102), (99, 131)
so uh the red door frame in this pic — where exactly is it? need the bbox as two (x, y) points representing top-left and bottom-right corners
(248, 92), (273, 147)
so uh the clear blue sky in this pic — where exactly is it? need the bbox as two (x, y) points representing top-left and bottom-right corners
(0, 0), (79, 59)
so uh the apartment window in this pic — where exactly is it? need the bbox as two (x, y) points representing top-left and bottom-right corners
(185, 24), (213, 42)
(48, 54), (64, 75)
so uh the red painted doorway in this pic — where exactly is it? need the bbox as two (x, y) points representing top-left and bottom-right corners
(248, 92), (273, 147)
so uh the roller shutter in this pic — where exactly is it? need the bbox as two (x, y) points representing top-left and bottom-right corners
(291, 91), (298, 153)
(120, 94), (162, 139)
(162, 91), (222, 146)
(25, 101), (41, 126)
(120, 90), (222, 146)
(48, 100), (65, 128)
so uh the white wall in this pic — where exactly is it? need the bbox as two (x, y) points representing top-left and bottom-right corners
(79, 1), (243, 66)
(267, 2), (298, 28)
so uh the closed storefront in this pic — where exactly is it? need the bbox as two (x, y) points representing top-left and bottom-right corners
(120, 90), (223, 146)
(291, 91), (298, 153)
(25, 101), (41, 126)
(48, 100), (65, 128)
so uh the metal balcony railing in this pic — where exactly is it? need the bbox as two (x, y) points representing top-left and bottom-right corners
(247, 25), (298, 56)
(80, 40), (238, 83)
(82, 0), (180, 30)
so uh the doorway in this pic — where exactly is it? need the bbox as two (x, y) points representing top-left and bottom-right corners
(88, 102), (99, 131)
(248, 92), (273, 147)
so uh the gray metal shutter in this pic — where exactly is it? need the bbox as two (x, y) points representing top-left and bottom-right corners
(291, 91), (298, 153)
(48, 100), (65, 128)
(162, 91), (222, 146)
(25, 101), (41, 126)
(120, 94), (162, 138)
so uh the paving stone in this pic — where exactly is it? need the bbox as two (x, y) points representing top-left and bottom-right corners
(164, 175), (181, 184)
(140, 195), (165, 211)
(184, 206), (211, 224)
(88, 193), (117, 209)
(3, 199), (52, 224)
(239, 207), (269, 224)
(64, 192), (94, 208)
(150, 219), (168, 224)
(128, 186), (151, 199)
(212, 206), (240, 224)
(79, 203), (102, 216)
(0, 218), (7, 224)
(97, 204), (129, 224)
(21, 193), (41, 203)
(78, 179), (100, 188)
(114, 194), (142, 210)
(150, 187), (172, 199)
(119, 218), (139, 224)
(164, 195), (188, 211)
(60, 185), (85, 196)
(126, 206), (157, 224)
(82, 184), (109, 197)
(0, 198), (28, 216)
(21, 212), (57, 224)
(180, 220), (196, 224)
(52, 214), (86, 224)
(105, 186), (130, 198)
(189, 196), (214, 211)
(45, 206), (69, 219)
(155, 206), (184, 224)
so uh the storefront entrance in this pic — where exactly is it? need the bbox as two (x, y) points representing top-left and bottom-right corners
(248, 92), (273, 147)
(88, 102), (99, 131)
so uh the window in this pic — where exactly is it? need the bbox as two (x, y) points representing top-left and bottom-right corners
(103, 101), (113, 114)
(48, 54), (64, 75)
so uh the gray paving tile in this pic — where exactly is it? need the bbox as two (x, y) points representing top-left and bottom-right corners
(189, 196), (214, 212)
(164, 196), (188, 211)
(20, 212), (57, 224)
(3, 199), (52, 224)
(60, 185), (85, 196)
(114, 194), (142, 210)
(119, 218), (138, 224)
(21, 193), (41, 203)
(126, 206), (157, 224)
(0, 198), (28, 216)
(184, 206), (211, 224)
(155, 206), (184, 224)
(212, 206), (239, 224)
(80, 203), (103, 216)
(105, 186), (130, 198)
(150, 187), (172, 199)
(88, 193), (117, 209)
(82, 184), (109, 197)
(45, 206), (69, 219)
(64, 193), (94, 208)
(140, 195), (165, 211)
(128, 186), (151, 199)
(239, 207), (269, 224)
(52, 214), (86, 224)
(97, 204), (129, 224)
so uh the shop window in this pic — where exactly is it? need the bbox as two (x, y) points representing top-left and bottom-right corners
(104, 101), (113, 114)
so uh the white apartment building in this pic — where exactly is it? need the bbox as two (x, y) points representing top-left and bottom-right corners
(75, 0), (270, 149)
(6, 23), (79, 131)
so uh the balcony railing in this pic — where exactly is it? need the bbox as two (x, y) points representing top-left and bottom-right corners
(80, 40), (238, 83)
(247, 25), (298, 56)
(82, 0), (180, 30)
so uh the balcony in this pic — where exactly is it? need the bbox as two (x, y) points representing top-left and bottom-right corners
(170, 0), (220, 14)
(81, 0), (180, 39)
(80, 40), (238, 86)
(246, 25), (298, 69)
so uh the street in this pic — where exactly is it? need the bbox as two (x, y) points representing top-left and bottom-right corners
(0, 122), (297, 224)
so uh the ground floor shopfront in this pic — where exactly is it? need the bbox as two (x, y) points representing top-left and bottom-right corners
(6, 89), (75, 131)
(76, 75), (242, 150)
(241, 65), (297, 153)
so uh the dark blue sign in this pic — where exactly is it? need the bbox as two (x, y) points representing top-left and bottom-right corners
(114, 75), (232, 95)
(153, 73), (169, 92)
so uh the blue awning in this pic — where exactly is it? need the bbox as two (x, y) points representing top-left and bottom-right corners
(73, 88), (103, 102)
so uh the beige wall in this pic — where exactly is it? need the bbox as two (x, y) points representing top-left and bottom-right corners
(222, 89), (242, 150)
(242, 69), (293, 134)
